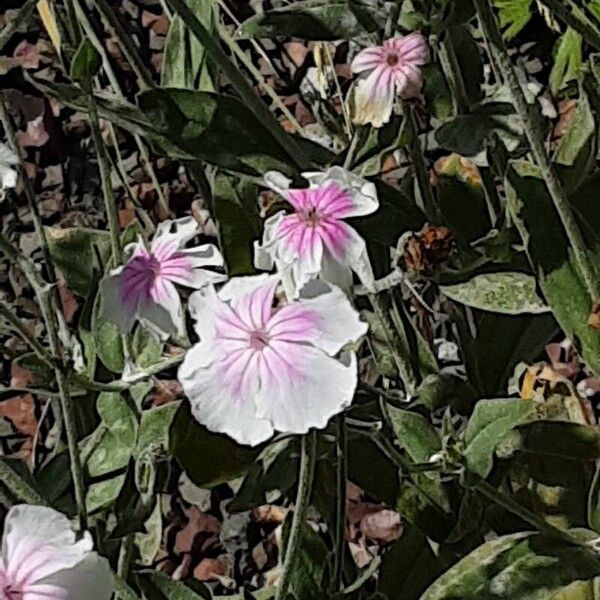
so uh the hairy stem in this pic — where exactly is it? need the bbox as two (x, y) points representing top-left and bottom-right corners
(403, 103), (442, 224)
(90, 0), (155, 90)
(473, 0), (600, 300)
(73, 0), (168, 216)
(218, 23), (304, 135)
(275, 431), (317, 600)
(0, 299), (53, 367)
(331, 414), (347, 593)
(0, 235), (87, 530)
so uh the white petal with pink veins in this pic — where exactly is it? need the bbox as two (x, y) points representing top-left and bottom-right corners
(178, 277), (367, 446)
(37, 554), (113, 600)
(137, 278), (184, 339)
(255, 345), (358, 434)
(352, 64), (397, 127)
(0, 505), (112, 600)
(179, 341), (274, 446)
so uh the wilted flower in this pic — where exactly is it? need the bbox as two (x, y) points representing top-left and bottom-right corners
(101, 216), (225, 339)
(254, 167), (379, 299)
(0, 504), (112, 600)
(0, 142), (18, 191)
(178, 275), (368, 446)
(350, 33), (429, 127)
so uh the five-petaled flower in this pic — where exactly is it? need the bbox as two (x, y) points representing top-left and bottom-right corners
(350, 33), (429, 127)
(254, 167), (379, 299)
(178, 275), (368, 446)
(101, 216), (225, 340)
(0, 504), (112, 600)
(0, 142), (18, 191)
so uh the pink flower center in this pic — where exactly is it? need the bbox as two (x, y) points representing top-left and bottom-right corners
(249, 329), (270, 351)
(386, 52), (399, 67)
(299, 206), (322, 227)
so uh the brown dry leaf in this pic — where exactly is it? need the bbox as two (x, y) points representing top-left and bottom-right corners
(12, 40), (41, 70)
(403, 224), (454, 274)
(588, 300), (600, 329)
(16, 116), (49, 148)
(58, 275), (78, 322)
(174, 506), (221, 555)
(553, 99), (577, 139)
(193, 556), (229, 582)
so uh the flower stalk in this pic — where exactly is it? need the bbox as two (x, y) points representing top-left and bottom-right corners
(275, 430), (317, 600)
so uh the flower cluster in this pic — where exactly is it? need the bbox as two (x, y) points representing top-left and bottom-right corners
(99, 32), (428, 447)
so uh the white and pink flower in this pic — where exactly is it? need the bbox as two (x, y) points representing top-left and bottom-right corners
(101, 216), (225, 340)
(0, 142), (18, 191)
(350, 33), (430, 127)
(254, 167), (378, 299)
(0, 504), (112, 600)
(178, 275), (368, 446)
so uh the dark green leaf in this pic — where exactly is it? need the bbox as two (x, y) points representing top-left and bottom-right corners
(240, 0), (386, 40)
(170, 403), (258, 488)
(505, 160), (600, 375)
(421, 530), (600, 599)
(70, 38), (101, 82)
(464, 398), (535, 477)
(213, 173), (261, 276)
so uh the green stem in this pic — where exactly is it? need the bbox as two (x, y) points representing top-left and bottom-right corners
(116, 534), (135, 598)
(165, 0), (312, 171)
(73, 0), (168, 217)
(537, 0), (600, 51)
(0, 97), (70, 344)
(436, 36), (470, 114)
(0, 0), (38, 52)
(370, 292), (417, 397)
(0, 299), (54, 367)
(217, 23), (303, 135)
(86, 85), (122, 264)
(90, 0), (155, 90)
(331, 414), (347, 593)
(0, 459), (45, 505)
(403, 103), (442, 224)
(73, 352), (186, 392)
(0, 238), (87, 532)
(470, 474), (594, 552)
(275, 431), (317, 600)
(473, 0), (600, 301)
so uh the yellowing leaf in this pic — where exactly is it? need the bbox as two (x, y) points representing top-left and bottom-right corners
(37, 0), (61, 56)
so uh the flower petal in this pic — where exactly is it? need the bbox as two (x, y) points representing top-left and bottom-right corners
(254, 212), (284, 272)
(300, 280), (369, 352)
(179, 342), (274, 446)
(256, 344), (358, 433)
(0, 164), (17, 189)
(263, 171), (293, 196)
(151, 216), (200, 253)
(343, 224), (376, 291)
(138, 279), (184, 339)
(305, 166), (379, 218)
(37, 554), (113, 600)
(163, 244), (225, 289)
(352, 64), (396, 128)
(351, 46), (384, 73)
(2, 505), (93, 586)
(99, 269), (138, 333)
(393, 32), (430, 65)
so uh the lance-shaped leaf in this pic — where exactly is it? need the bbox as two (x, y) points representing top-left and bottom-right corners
(505, 160), (600, 375)
(421, 529), (600, 599)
